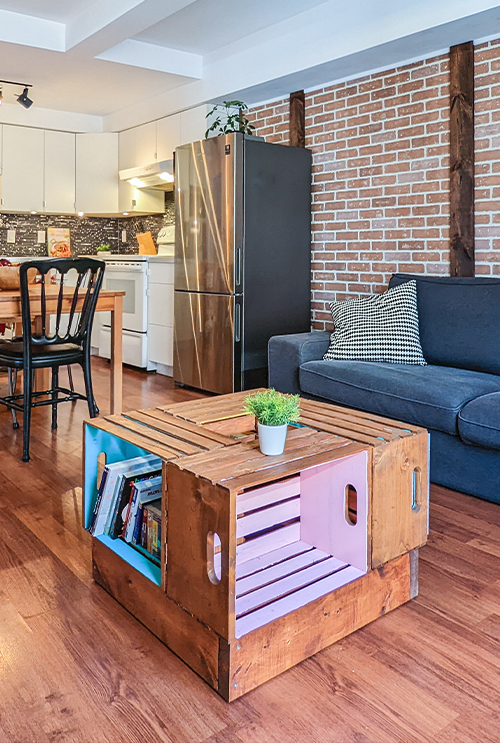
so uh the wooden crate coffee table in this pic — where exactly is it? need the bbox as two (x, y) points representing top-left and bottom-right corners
(83, 391), (429, 701)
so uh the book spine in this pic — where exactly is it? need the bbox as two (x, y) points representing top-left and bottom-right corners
(140, 508), (148, 548)
(132, 507), (143, 544)
(147, 510), (154, 554)
(89, 469), (108, 534)
(123, 487), (139, 543)
(93, 471), (121, 536)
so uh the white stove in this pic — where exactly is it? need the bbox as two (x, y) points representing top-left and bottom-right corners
(94, 250), (175, 370)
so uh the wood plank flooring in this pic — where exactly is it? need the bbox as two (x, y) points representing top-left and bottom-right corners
(0, 360), (499, 742)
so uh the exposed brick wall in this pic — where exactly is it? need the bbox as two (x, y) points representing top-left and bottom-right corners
(475, 39), (500, 276)
(246, 100), (288, 145)
(249, 56), (450, 329)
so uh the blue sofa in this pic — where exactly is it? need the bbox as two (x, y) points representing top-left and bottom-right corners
(268, 273), (500, 504)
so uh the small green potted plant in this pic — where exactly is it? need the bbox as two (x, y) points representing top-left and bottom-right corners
(244, 388), (300, 455)
(97, 243), (111, 254)
(205, 100), (255, 138)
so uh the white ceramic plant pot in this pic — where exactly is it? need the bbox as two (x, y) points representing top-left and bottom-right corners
(257, 421), (288, 456)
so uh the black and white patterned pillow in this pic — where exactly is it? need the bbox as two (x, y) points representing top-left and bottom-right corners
(323, 280), (426, 365)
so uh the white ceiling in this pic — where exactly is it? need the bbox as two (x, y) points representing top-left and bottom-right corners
(0, 0), (500, 132)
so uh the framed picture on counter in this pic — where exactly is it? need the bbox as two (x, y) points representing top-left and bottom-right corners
(47, 227), (71, 258)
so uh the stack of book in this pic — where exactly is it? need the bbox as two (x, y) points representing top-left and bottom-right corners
(89, 454), (163, 564)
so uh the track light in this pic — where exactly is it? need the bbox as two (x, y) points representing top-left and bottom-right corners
(0, 79), (33, 108)
(17, 87), (33, 109)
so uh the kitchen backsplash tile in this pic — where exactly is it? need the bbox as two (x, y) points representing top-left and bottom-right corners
(0, 192), (175, 257)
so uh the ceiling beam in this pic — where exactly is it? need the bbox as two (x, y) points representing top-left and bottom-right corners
(96, 39), (202, 78)
(0, 9), (64, 52)
(65, 0), (199, 55)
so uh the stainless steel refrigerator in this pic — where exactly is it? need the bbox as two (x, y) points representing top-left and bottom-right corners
(174, 132), (312, 394)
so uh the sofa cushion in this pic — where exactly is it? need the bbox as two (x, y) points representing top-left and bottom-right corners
(389, 273), (500, 376)
(323, 280), (426, 366)
(458, 393), (500, 450)
(299, 360), (500, 434)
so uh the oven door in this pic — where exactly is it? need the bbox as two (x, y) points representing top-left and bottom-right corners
(100, 262), (148, 333)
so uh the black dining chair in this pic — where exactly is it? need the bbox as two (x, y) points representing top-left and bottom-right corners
(0, 257), (105, 461)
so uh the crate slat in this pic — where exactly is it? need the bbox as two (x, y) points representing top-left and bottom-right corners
(300, 398), (422, 435)
(236, 547), (332, 597)
(236, 497), (300, 539)
(236, 555), (347, 617)
(124, 410), (226, 450)
(236, 476), (300, 516)
(104, 414), (203, 455)
(236, 522), (300, 564)
(235, 541), (314, 579)
(227, 441), (366, 493)
(235, 565), (365, 638)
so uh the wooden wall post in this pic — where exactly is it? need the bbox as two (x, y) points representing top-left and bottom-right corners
(450, 41), (475, 277)
(290, 90), (306, 148)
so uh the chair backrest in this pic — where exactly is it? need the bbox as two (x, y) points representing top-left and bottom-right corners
(19, 257), (105, 350)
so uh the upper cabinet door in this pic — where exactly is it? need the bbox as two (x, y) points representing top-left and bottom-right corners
(156, 114), (181, 162)
(76, 133), (118, 214)
(0, 125), (44, 212)
(44, 131), (76, 214)
(180, 105), (210, 146)
(119, 128), (136, 170)
(134, 121), (157, 165)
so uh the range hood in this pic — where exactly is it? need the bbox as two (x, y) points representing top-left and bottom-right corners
(119, 160), (174, 190)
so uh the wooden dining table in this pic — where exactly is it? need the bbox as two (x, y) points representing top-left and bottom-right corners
(0, 288), (125, 414)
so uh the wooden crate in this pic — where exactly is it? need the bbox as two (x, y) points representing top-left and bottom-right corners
(84, 392), (428, 701)
(162, 392), (430, 569)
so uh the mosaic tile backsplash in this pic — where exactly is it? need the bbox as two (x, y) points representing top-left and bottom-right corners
(0, 193), (175, 258)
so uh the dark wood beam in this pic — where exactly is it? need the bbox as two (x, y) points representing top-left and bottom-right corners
(450, 41), (475, 277)
(289, 90), (306, 148)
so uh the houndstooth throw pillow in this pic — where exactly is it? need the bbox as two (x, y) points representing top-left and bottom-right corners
(323, 280), (427, 365)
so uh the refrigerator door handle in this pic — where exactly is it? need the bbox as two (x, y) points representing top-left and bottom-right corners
(235, 247), (242, 287)
(235, 303), (241, 343)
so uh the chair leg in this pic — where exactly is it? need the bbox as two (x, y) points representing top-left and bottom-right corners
(22, 366), (33, 463)
(82, 355), (98, 418)
(67, 365), (75, 394)
(8, 368), (19, 429)
(51, 367), (58, 430)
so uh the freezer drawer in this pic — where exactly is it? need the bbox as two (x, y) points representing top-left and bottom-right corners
(173, 291), (241, 394)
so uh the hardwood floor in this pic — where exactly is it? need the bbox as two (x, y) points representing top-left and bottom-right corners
(0, 359), (499, 743)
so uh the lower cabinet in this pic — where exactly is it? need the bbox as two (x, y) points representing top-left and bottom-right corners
(147, 261), (174, 374)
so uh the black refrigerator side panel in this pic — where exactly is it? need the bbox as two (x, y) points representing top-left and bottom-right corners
(243, 139), (312, 388)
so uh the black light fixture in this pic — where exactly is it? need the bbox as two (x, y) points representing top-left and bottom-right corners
(0, 79), (33, 108)
(17, 87), (33, 109)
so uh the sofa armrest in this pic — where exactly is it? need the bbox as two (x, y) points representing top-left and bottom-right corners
(268, 331), (331, 394)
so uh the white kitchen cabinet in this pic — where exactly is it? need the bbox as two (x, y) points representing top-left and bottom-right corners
(180, 105), (210, 146)
(44, 130), (76, 214)
(135, 121), (157, 165)
(156, 114), (181, 162)
(119, 122), (157, 169)
(148, 260), (174, 373)
(118, 127), (136, 170)
(75, 133), (118, 214)
(0, 125), (44, 212)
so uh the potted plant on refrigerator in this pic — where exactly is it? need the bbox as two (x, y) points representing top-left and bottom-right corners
(205, 100), (255, 138)
(244, 388), (301, 456)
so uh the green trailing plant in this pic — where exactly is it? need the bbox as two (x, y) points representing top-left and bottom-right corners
(244, 388), (301, 427)
(97, 243), (110, 252)
(205, 100), (255, 138)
